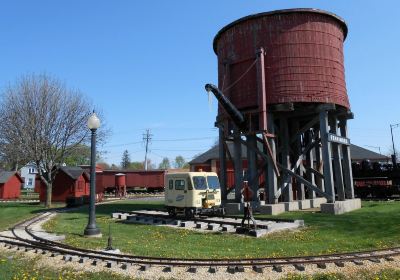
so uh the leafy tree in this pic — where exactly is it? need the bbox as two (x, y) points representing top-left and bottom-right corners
(63, 144), (91, 166)
(0, 73), (105, 207)
(97, 162), (110, 170)
(121, 150), (131, 169)
(158, 157), (171, 169)
(174, 155), (186, 169)
(128, 161), (143, 170)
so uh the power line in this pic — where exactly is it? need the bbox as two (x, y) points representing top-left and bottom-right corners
(103, 141), (142, 148)
(153, 136), (215, 142)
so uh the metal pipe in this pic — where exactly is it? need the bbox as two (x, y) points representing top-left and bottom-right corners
(205, 84), (246, 130)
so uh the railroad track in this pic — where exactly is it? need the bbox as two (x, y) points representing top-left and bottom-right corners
(0, 209), (399, 274)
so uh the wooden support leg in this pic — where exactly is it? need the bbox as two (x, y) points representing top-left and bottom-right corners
(305, 130), (316, 199)
(233, 128), (243, 203)
(329, 116), (345, 201)
(218, 125), (227, 201)
(281, 117), (292, 202)
(339, 119), (355, 199)
(266, 113), (278, 204)
(246, 134), (258, 202)
(319, 111), (335, 203)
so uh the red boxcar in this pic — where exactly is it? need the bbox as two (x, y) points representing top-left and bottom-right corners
(97, 170), (166, 192)
(0, 171), (23, 199)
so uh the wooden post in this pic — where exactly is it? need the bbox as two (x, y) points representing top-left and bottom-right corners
(246, 134), (258, 202)
(266, 113), (278, 204)
(339, 118), (355, 199)
(281, 117), (293, 202)
(329, 116), (345, 201)
(233, 127), (243, 202)
(305, 130), (316, 199)
(218, 124), (227, 201)
(319, 110), (335, 203)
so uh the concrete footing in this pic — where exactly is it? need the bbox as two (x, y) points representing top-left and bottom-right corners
(310, 197), (328, 208)
(258, 204), (285, 215)
(320, 198), (361, 215)
(298, 200), (311, 210)
(224, 203), (243, 215)
(282, 201), (299, 211)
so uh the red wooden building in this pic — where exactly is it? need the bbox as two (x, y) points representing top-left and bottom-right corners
(39, 167), (90, 202)
(0, 171), (23, 199)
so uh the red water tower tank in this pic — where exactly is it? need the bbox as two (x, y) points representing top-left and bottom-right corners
(115, 173), (126, 187)
(213, 8), (349, 114)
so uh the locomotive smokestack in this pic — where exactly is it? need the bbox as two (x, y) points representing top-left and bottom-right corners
(205, 83), (246, 130)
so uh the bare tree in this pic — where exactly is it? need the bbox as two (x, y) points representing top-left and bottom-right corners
(0, 74), (101, 207)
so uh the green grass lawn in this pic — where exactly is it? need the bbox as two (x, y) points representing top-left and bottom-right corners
(0, 203), (46, 231)
(43, 200), (400, 259)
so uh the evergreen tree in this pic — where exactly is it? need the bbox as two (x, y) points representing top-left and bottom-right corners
(121, 150), (131, 169)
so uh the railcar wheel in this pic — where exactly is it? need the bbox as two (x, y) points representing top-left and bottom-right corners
(167, 207), (176, 217)
(184, 208), (195, 219)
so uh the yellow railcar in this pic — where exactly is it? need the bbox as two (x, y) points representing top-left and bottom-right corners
(164, 171), (222, 217)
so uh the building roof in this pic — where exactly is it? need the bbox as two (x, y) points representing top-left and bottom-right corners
(189, 143), (390, 164)
(0, 171), (23, 184)
(350, 144), (389, 161)
(60, 166), (87, 180)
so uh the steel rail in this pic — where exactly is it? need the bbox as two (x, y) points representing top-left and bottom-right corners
(1, 209), (399, 268)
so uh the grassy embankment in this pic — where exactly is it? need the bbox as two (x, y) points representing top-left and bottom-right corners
(43, 200), (400, 259)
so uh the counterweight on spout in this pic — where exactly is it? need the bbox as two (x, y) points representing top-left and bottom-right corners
(205, 83), (246, 130)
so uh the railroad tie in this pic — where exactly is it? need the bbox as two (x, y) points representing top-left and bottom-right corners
(106, 261), (114, 268)
(41, 250), (47, 255)
(294, 264), (305, 271)
(235, 265), (245, 272)
(227, 266), (236, 274)
(187, 267), (197, 273)
(79, 257), (88, 263)
(368, 258), (380, 263)
(91, 259), (98, 266)
(353, 260), (363, 266)
(208, 266), (217, 273)
(334, 261), (345, 267)
(316, 263), (327, 269)
(139, 264), (150, 271)
(385, 257), (394, 262)
(163, 265), (172, 272)
(252, 265), (263, 273)
(273, 265), (283, 272)
(120, 263), (128, 270)
(163, 266), (172, 272)
(62, 255), (70, 261)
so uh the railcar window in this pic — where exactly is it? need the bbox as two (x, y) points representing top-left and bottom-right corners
(169, 180), (173, 190)
(207, 176), (220, 189)
(193, 176), (207, 190)
(175, 179), (185, 190)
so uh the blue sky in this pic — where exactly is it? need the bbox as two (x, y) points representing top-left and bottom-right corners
(1, 1), (399, 166)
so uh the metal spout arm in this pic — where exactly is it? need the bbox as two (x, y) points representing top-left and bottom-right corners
(205, 83), (246, 130)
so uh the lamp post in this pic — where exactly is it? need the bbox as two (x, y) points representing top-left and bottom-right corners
(390, 123), (400, 168)
(84, 112), (102, 237)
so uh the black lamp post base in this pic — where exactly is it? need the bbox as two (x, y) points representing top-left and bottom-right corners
(84, 227), (102, 238)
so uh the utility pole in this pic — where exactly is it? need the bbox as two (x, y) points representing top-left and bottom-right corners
(143, 129), (153, 170)
(390, 123), (400, 167)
